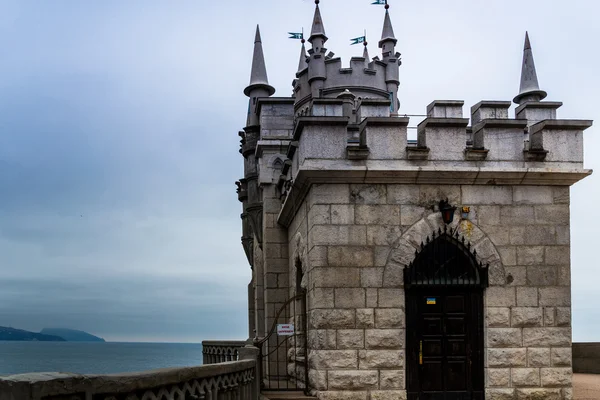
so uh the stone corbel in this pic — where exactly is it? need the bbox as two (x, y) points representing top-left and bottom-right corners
(246, 203), (264, 248)
(241, 236), (254, 269)
(241, 212), (254, 268)
(236, 179), (248, 202)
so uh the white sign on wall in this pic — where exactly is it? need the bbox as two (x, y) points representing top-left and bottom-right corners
(276, 324), (295, 336)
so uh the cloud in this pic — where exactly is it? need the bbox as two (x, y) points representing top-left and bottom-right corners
(0, 0), (598, 344)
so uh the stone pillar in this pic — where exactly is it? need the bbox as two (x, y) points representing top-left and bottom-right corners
(261, 184), (290, 384)
(248, 280), (255, 339)
(239, 345), (261, 400)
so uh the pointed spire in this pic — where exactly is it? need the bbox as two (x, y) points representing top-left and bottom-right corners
(363, 45), (370, 63)
(298, 40), (308, 72)
(244, 25), (275, 97)
(379, 4), (397, 48)
(513, 32), (547, 104)
(309, 0), (328, 43)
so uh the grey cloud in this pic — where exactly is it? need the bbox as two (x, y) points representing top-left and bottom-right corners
(0, 0), (597, 342)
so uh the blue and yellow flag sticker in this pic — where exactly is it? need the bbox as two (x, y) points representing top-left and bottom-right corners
(426, 298), (436, 305)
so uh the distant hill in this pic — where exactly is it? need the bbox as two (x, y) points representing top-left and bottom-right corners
(0, 326), (65, 341)
(41, 328), (105, 342)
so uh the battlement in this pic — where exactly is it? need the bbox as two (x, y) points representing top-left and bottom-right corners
(293, 98), (591, 163)
(294, 55), (390, 112)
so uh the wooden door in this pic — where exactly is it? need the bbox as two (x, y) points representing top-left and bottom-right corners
(406, 289), (484, 400)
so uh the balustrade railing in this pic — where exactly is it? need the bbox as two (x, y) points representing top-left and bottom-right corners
(0, 359), (258, 400)
(202, 340), (249, 364)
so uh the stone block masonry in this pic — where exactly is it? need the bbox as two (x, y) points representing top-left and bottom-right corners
(287, 182), (575, 399)
(238, 4), (592, 399)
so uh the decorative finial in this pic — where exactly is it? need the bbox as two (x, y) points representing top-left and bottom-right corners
(379, 1), (397, 48)
(244, 25), (275, 97)
(524, 31), (532, 51)
(513, 31), (547, 105)
(309, 0), (327, 43)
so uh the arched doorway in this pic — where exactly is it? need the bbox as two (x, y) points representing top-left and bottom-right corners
(405, 227), (488, 400)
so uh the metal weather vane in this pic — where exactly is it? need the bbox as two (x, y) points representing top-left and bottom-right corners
(288, 31), (304, 40)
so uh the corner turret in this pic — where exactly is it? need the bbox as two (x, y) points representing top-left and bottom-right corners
(244, 25), (275, 127)
(307, 0), (328, 98)
(378, 3), (401, 114)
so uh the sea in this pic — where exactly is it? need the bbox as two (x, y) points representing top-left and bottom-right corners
(0, 342), (204, 376)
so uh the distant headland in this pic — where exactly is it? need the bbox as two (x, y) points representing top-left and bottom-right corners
(41, 328), (105, 342)
(0, 326), (105, 342)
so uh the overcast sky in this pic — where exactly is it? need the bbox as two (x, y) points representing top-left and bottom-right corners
(0, 0), (598, 343)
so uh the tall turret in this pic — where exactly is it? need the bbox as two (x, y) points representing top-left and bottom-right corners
(513, 32), (547, 105)
(307, 0), (328, 98)
(244, 25), (275, 127)
(378, 3), (401, 114)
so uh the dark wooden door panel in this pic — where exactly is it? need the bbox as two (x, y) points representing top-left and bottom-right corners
(406, 289), (484, 399)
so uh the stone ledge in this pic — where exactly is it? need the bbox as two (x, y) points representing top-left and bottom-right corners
(472, 119), (528, 133)
(256, 97), (295, 114)
(362, 117), (410, 127)
(360, 99), (392, 107)
(524, 149), (549, 162)
(471, 100), (512, 113)
(277, 165), (592, 227)
(347, 144), (370, 160)
(293, 116), (350, 140)
(256, 140), (292, 158)
(515, 101), (563, 114)
(417, 117), (470, 130)
(406, 147), (430, 160)
(465, 148), (489, 161)
(530, 119), (594, 134)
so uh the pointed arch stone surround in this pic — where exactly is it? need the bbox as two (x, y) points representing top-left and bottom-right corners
(386, 212), (506, 287)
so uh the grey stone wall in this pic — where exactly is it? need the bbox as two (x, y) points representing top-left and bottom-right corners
(289, 182), (573, 400)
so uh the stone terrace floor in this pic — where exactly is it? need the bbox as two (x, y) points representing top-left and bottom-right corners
(575, 374), (600, 399)
(260, 375), (600, 399)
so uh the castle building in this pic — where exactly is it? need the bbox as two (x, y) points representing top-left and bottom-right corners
(236, 1), (593, 399)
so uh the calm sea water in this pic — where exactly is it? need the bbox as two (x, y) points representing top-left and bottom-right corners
(0, 342), (204, 376)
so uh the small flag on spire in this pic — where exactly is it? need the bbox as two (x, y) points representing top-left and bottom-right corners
(371, 0), (387, 5)
(288, 32), (304, 40)
(350, 36), (367, 45)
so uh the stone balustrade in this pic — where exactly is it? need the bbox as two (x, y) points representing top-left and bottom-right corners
(202, 340), (249, 364)
(0, 347), (260, 400)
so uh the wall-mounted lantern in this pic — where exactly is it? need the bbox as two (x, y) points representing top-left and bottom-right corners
(439, 199), (457, 225)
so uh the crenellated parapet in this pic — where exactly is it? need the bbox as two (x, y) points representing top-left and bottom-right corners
(276, 97), (592, 225)
(294, 57), (391, 113)
(291, 0), (401, 117)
